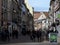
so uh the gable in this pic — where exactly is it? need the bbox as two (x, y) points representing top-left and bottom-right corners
(43, 12), (49, 17)
(38, 13), (46, 20)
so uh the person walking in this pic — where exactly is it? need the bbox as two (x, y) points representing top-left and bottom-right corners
(30, 30), (36, 42)
(36, 30), (42, 42)
(4, 28), (10, 41)
(15, 29), (18, 39)
(1, 28), (10, 41)
(12, 29), (18, 39)
(1, 28), (6, 41)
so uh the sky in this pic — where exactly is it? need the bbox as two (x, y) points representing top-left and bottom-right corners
(28, 0), (50, 12)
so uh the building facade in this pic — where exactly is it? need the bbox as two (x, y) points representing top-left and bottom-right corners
(49, 0), (60, 36)
(21, 0), (34, 31)
(1, 0), (21, 31)
(54, 0), (60, 21)
(0, 0), (34, 33)
(0, 0), (2, 29)
(34, 12), (49, 31)
(49, 0), (60, 23)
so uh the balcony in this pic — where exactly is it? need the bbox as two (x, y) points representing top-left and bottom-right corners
(54, 3), (59, 11)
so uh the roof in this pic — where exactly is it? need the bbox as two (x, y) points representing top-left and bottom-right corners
(43, 12), (49, 17)
(34, 12), (42, 19)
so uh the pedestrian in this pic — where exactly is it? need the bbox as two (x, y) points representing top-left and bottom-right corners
(0, 31), (1, 40)
(55, 30), (58, 33)
(12, 29), (15, 39)
(39, 30), (42, 42)
(39, 30), (45, 42)
(26, 30), (31, 36)
(21, 28), (27, 36)
(46, 29), (50, 41)
(36, 30), (39, 42)
(4, 28), (10, 41)
(1, 28), (10, 41)
(1, 28), (6, 41)
(15, 29), (18, 39)
(8, 26), (12, 37)
(12, 29), (18, 39)
(30, 30), (36, 42)
(36, 30), (42, 42)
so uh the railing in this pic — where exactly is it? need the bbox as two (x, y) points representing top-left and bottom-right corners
(54, 3), (59, 11)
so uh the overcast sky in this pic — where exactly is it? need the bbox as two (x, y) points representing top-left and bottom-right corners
(28, 0), (50, 12)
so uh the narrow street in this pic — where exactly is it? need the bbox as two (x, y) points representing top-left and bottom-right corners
(0, 0), (60, 45)
(0, 32), (60, 44)
(0, 33), (49, 44)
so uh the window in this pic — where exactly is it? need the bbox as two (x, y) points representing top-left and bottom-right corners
(23, 12), (25, 15)
(22, 4), (25, 11)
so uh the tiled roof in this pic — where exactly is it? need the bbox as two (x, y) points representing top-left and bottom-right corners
(34, 12), (42, 19)
(43, 12), (49, 17)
